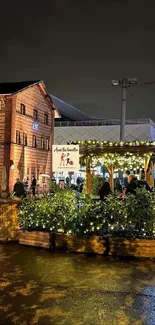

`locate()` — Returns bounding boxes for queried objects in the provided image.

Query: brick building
[0,80,55,195]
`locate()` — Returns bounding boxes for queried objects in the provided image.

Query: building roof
[0,80,41,95]
[51,95,93,121]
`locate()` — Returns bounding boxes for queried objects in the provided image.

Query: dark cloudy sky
[0,0,155,120]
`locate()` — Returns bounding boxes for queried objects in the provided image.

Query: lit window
[41,137,44,149]
[33,109,38,120]
[44,113,48,125]
[23,133,27,146]
[46,138,50,150]
[31,166,36,178]
[32,135,37,148]
[16,130,20,144]
[37,168,40,180]
[20,104,26,115]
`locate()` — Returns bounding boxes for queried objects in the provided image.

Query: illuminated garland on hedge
[19,191,155,238]
[91,152,152,170]
[71,140,155,147]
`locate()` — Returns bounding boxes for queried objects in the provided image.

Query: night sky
[1,0,155,120]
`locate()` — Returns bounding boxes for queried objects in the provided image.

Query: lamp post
[111,78,138,142]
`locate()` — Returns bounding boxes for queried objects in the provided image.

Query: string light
[73,140,155,147]
[91,152,152,170]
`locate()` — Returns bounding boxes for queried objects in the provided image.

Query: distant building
[0,80,54,194]
[51,95,155,144]
[51,95,94,121]
[53,100,155,145]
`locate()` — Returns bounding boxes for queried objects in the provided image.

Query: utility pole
[120,78,127,142]
[111,78,138,142]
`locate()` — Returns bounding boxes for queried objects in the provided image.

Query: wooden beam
[107,165,114,192]
[144,156,150,180]
[146,160,154,187]
[86,157,91,195]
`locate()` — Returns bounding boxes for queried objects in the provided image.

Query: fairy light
[91,152,152,170]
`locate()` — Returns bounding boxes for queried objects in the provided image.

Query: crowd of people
[98,174,152,201]
[13,176,37,198]
[12,173,152,200]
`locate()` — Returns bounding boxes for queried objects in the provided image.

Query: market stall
[71,140,155,194]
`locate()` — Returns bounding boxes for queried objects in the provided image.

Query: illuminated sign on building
[33,121,39,131]
[52,145,79,172]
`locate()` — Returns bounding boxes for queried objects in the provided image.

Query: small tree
[51,190,78,232]
[91,175,104,196]
[103,194,124,235]
[72,194,104,235]
[49,180,59,193]
[123,188,155,237]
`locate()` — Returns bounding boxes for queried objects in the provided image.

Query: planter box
[56,233,106,255]
[19,231,155,258]
[19,231,55,250]
[56,234,155,258]
[109,237,155,258]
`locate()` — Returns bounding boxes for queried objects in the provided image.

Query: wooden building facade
[0,80,55,195]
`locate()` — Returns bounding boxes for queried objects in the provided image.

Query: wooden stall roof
[69,140,155,157]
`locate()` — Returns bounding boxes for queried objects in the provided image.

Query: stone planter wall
[0,199,20,242]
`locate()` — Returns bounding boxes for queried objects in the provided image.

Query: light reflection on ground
[0,244,155,324]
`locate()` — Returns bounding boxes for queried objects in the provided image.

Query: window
[33,109,38,120]
[41,137,44,149]
[46,138,50,150]
[23,133,27,146]
[20,104,26,115]
[42,167,46,183]
[16,130,20,144]
[32,135,37,148]
[44,113,48,125]
[31,166,36,178]
[27,168,29,176]
[37,168,40,181]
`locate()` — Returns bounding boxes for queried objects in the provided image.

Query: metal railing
[55,118,153,127]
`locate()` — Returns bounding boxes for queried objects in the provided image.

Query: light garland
[70,140,155,147]
[91,152,152,169]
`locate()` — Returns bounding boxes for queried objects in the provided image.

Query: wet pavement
[0,244,155,325]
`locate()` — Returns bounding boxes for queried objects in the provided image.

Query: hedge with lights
[18,188,155,238]
[18,191,78,233]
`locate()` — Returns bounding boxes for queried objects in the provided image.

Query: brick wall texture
[0,82,54,193]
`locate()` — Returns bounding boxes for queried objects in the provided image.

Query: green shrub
[103,194,124,235]
[18,188,155,239]
[18,190,78,233]
[18,196,55,231]
[81,175,104,195]
[123,188,155,237]
[91,175,104,196]
[49,180,59,193]
[72,194,104,235]
[51,190,78,232]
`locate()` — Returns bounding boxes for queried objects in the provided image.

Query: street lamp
[111,78,138,142]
